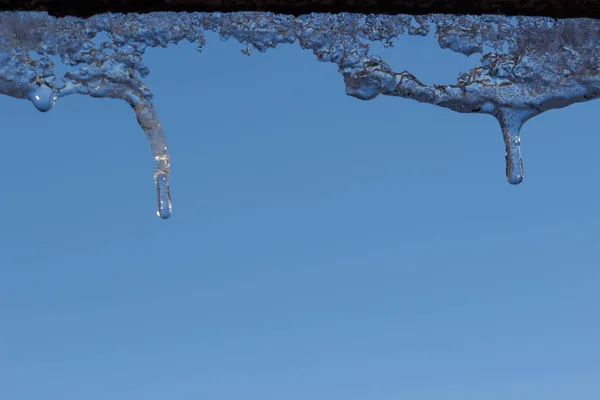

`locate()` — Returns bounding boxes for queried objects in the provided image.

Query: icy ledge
[1,12,599,218]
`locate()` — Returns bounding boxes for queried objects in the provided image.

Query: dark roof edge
[1,0,598,19]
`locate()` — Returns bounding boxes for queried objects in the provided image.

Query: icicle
[498,109,525,184]
[496,108,537,185]
[132,98,172,219]
[155,172,171,219]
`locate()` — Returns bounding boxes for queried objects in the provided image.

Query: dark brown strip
[1,0,599,19]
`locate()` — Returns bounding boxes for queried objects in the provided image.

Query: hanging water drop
[27,84,56,112]
[156,172,172,219]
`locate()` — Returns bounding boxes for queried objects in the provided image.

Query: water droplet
[27,84,56,112]
[155,173,172,219]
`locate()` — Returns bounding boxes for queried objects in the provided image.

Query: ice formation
[1,11,599,218]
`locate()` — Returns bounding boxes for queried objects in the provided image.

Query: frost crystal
[1,11,599,218]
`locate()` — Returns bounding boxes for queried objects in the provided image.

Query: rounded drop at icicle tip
[27,84,57,112]
[505,146,524,185]
[156,173,172,219]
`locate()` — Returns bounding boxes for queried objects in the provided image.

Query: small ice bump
[27,84,56,112]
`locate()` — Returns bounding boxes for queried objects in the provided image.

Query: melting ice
[1,11,599,218]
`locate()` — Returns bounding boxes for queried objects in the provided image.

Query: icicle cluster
[1,11,599,218]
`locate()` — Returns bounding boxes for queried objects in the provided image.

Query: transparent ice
[2,11,599,218]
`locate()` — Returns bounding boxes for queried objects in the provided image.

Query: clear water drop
[27,84,56,112]
[156,173,172,219]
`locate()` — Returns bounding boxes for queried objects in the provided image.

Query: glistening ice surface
[1,11,599,218]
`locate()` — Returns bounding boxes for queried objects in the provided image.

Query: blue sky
[0,27,599,400]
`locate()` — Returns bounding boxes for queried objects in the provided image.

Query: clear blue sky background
[0,28,599,400]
